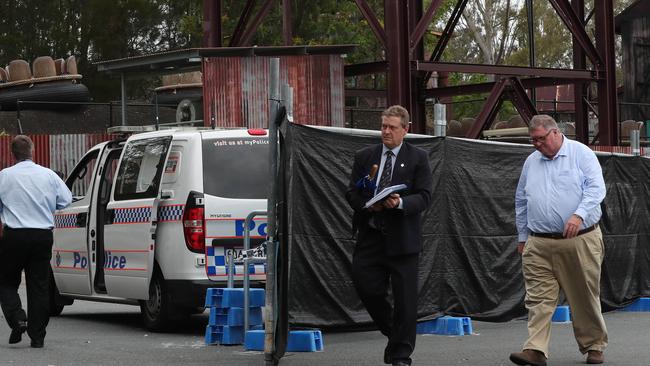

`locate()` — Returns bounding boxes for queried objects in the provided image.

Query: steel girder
[202,0,619,144]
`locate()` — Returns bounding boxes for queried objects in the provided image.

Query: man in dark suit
[346,105,432,366]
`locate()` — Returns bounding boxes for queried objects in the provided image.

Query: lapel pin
[400,163,405,167]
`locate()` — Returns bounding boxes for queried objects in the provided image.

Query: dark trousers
[0,228,53,342]
[352,228,419,364]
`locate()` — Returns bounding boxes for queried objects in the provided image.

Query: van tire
[48,270,68,316]
[140,270,172,331]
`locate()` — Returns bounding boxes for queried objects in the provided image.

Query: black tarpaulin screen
[280,123,650,328]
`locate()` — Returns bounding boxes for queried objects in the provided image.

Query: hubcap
[145,279,162,316]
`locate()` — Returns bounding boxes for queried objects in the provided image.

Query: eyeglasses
[529,129,556,144]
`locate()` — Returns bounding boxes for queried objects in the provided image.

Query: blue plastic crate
[245,329,324,352]
[244,329,265,351]
[416,316,473,336]
[287,330,324,352]
[204,288,265,308]
[205,324,244,345]
[209,306,263,327]
[552,305,571,322]
[620,297,650,312]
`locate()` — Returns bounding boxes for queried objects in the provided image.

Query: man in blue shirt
[0,135,72,348]
[509,115,607,365]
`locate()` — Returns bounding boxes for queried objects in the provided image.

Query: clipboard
[364,184,407,209]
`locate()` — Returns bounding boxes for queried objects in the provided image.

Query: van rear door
[201,135,268,282]
[103,135,172,299]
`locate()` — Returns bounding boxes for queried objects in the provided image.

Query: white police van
[51,127,268,330]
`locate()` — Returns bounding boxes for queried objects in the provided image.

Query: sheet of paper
[364,184,407,209]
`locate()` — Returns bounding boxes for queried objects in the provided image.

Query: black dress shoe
[384,343,392,364]
[392,361,410,366]
[9,321,27,344]
[30,339,44,348]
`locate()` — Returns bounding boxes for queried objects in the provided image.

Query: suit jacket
[346,142,432,256]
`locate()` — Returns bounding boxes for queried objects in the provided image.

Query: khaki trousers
[521,226,608,357]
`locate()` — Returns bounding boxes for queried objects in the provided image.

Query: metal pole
[211,99,216,129]
[631,129,640,156]
[227,251,235,288]
[526,0,536,105]
[120,73,127,126]
[283,85,293,123]
[155,93,160,130]
[434,103,447,137]
[264,58,281,366]
[243,210,267,334]
[16,100,23,134]
[108,101,113,128]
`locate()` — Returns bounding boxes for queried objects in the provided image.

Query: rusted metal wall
[0,134,114,175]
[536,85,575,113]
[202,54,345,128]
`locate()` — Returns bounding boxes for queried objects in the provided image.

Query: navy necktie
[377,151,393,193]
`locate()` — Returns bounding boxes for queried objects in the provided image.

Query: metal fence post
[264,57,281,366]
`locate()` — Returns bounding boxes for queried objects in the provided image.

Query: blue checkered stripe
[205,246,267,279]
[113,207,152,224]
[54,214,78,228]
[158,205,184,222]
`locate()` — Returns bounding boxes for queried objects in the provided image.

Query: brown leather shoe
[509,349,547,365]
[586,350,604,364]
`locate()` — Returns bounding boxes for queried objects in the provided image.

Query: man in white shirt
[510,115,607,365]
[0,135,72,348]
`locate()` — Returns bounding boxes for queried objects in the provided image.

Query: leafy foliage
[0,0,636,106]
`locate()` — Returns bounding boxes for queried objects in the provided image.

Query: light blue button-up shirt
[515,136,605,242]
[0,160,72,229]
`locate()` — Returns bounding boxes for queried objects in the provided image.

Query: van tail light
[183,191,205,253]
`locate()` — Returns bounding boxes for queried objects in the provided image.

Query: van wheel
[48,270,69,316]
[140,271,172,331]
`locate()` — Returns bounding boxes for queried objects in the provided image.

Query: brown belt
[529,224,597,240]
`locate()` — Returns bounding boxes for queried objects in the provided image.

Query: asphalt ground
[0,284,649,365]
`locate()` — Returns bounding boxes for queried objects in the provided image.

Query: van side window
[67,150,99,201]
[202,137,269,199]
[113,137,171,201]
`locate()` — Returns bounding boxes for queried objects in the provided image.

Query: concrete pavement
[0,286,649,365]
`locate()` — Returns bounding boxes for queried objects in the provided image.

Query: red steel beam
[410,0,445,54]
[424,0,468,87]
[571,0,589,143]
[385,0,413,129]
[229,0,256,47]
[409,0,425,132]
[345,89,387,98]
[202,0,222,47]
[283,0,292,46]
[239,0,276,46]
[344,61,389,76]
[466,78,509,138]
[548,0,602,66]
[507,77,538,122]
[594,0,618,145]
[415,61,596,79]
[422,77,591,98]
[353,0,388,48]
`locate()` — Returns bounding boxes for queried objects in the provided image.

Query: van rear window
[202,137,269,199]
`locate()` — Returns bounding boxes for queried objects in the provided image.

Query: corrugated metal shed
[203,54,345,128]
[95,46,355,128]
